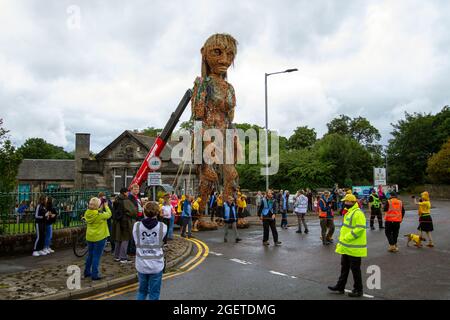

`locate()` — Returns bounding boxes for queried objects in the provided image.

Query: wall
[0,226,85,257]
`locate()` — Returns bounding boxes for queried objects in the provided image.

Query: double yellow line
[81,237,209,300]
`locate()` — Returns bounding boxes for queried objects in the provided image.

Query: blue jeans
[168,215,175,239]
[44,224,53,248]
[84,239,106,279]
[281,212,288,228]
[137,271,163,300]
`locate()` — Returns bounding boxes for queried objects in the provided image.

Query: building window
[113,168,137,194]
[125,168,136,188]
[113,168,124,194]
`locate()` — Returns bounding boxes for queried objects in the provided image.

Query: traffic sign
[148,172,162,186]
[148,156,162,171]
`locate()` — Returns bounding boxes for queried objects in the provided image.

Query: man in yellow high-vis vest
[328,194,367,298]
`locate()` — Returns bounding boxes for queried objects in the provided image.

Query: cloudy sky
[1,0,449,153]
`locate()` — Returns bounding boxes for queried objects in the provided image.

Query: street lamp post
[264,68,298,191]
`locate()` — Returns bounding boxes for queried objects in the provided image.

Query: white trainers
[48,248,55,253]
[38,250,48,256]
[32,251,41,257]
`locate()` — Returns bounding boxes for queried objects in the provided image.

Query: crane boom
[129,89,192,188]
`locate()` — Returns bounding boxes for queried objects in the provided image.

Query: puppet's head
[201,33,238,79]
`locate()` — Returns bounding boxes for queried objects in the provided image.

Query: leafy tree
[18,138,74,159]
[0,119,23,221]
[327,115,351,136]
[314,134,373,186]
[326,114,381,148]
[141,127,163,137]
[287,126,317,150]
[427,138,450,184]
[387,106,450,187]
[350,116,381,146]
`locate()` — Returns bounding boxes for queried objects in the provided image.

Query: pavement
[0,237,191,300]
[101,200,450,300]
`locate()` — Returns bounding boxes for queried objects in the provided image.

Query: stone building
[77,131,198,194]
[17,131,198,195]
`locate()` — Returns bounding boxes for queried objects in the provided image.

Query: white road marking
[209,251,223,256]
[344,289,374,298]
[291,276,297,279]
[269,271,289,277]
[230,258,252,265]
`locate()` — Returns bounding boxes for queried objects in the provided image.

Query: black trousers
[370,207,383,228]
[336,254,363,292]
[263,218,278,243]
[34,222,46,251]
[210,206,217,221]
[385,221,400,245]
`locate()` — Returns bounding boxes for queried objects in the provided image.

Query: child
[133,201,167,300]
[414,191,434,247]
[191,197,201,232]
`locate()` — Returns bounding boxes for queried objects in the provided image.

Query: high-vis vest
[223,202,237,222]
[319,198,333,219]
[371,194,381,209]
[385,198,403,222]
[135,221,164,260]
[336,203,367,257]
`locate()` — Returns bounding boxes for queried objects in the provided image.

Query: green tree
[18,138,74,159]
[141,127,163,137]
[287,126,317,150]
[314,133,373,186]
[427,138,450,184]
[0,119,23,222]
[327,115,351,135]
[326,114,381,148]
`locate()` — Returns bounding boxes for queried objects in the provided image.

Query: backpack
[112,197,124,221]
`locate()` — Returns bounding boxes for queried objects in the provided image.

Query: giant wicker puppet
[191,34,241,214]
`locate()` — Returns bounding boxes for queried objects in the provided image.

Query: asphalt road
[107,201,450,300]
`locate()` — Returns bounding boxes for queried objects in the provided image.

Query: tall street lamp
[264,68,298,191]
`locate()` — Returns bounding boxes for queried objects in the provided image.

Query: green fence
[0,190,110,235]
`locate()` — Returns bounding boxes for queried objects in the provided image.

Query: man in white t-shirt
[294,190,309,234]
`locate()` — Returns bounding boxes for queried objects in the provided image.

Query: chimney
[74,133,90,190]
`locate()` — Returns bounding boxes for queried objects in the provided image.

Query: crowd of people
[29,182,435,299]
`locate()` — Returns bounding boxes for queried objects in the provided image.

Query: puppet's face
[203,43,235,76]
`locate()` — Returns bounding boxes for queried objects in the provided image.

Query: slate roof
[96,130,178,161]
[17,159,75,181]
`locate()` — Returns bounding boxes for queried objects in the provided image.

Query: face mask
[344,203,353,209]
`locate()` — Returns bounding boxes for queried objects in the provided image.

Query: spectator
[44,197,57,254]
[134,201,167,300]
[255,191,262,213]
[257,190,282,246]
[216,193,224,225]
[112,188,137,264]
[32,195,48,257]
[98,192,114,252]
[223,196,241,243]
[168,193,178,240]
[209,191,218,222]
[84,197,112,280]
[161,195,172,243]
[191,196,201,232]
[307,189,313,212]
[281,190,289,229]
[294,190,309,234]
[181,195,193,238]
[236,194,248,223]
[17,200,28,224]
[414,191,434,248]
[128,184,143,255]
[319,191,335,245]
